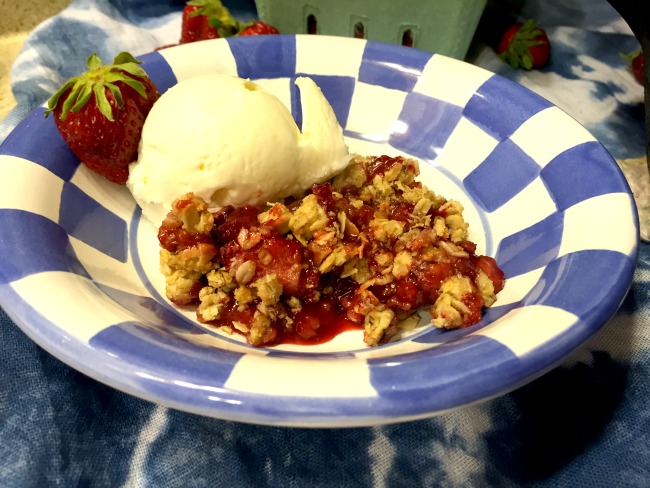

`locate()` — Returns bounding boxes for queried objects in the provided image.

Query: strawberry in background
[497,19,551,70]
[180,0,239,43]
[238,20,280,36]
[179,0,279,44]
[622,48,644,85]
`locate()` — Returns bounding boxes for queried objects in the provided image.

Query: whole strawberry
[623,48,644,85]
[180,0,239,43]
[238,21,280,36]
[497,19,551,70]
[45,52,160,184]
[180,5,219,43]
[632,51,644,85]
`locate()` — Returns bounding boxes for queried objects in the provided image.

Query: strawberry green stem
[45,52,149,122]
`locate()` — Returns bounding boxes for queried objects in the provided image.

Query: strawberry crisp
[157,155,505,347]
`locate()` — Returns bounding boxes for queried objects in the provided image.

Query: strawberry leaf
[93,83,114,122]
[60,80,85,120]
[187,0,229,18]
[106,83,124,108]
[112,52,140,65]
[86,53,103,71]
[44,79,75,118]
[115,63,148,80]
[71,82,93,112]
[621,48,642,64]
[117,77,147,99]
[208,16,240,37]
[104,71,147,99]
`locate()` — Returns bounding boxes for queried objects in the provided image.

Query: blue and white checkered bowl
[0,35,638,427]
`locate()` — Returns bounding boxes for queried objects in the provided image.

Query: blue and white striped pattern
[0,35,638,426]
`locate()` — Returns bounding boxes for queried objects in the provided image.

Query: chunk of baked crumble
[158,155,505,347]
[158,193,218,305]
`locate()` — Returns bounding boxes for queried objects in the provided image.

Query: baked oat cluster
[157,155,505,347]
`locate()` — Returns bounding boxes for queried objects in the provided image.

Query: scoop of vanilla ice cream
[127,74,350,226]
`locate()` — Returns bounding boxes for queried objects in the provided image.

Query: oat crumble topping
[157,155,505,347]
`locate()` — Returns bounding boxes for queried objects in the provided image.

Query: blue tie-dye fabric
[1,0,648,486]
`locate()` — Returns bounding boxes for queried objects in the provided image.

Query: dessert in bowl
[0,35,638,426]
